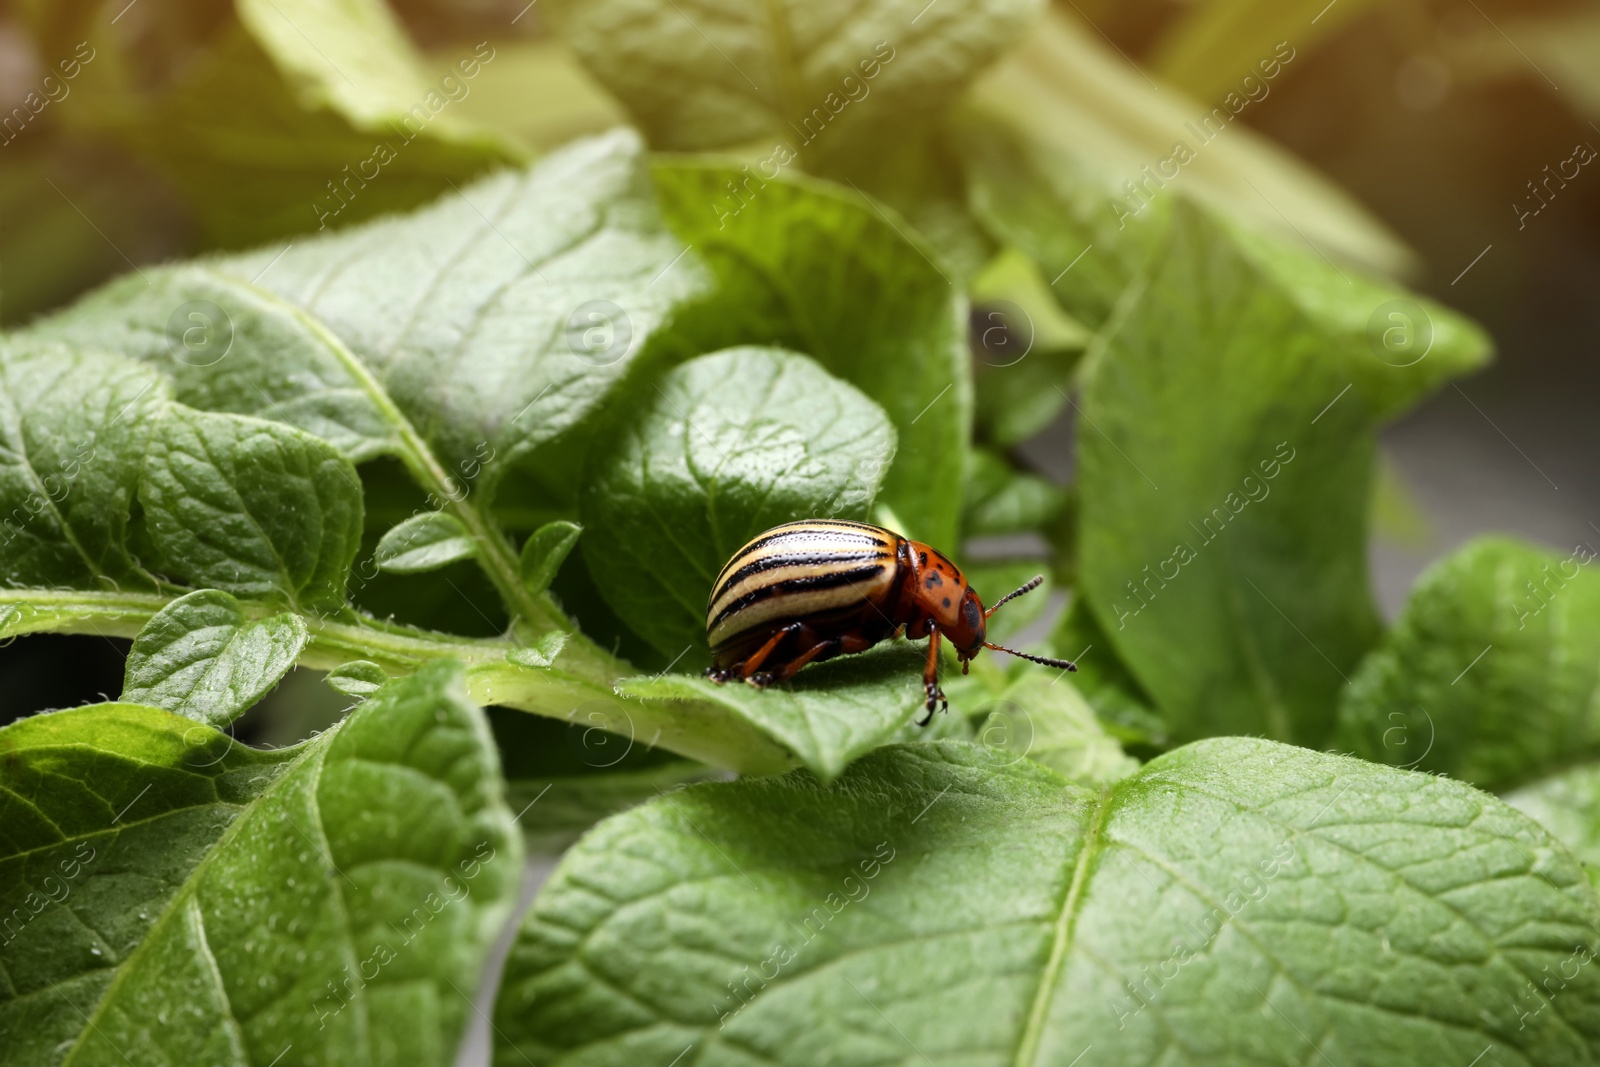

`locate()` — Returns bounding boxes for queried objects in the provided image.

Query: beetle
[703,519,1076,724]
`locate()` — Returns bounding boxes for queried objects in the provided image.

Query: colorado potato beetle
[704,519,1076,724]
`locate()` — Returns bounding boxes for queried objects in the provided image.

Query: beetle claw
[747,671,776,689]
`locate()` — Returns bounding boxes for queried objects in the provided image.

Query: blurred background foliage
[1,0,1595,721]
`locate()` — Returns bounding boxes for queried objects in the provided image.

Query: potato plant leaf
[505,630,569,670]
[651,160,968,547]
[961,448,1066,539]
[27,135,967,652]
[33,266,403,463]
[956,659,1138,787]
[581,346,895,662]
[1508,764,1600,887]
[546,0,1041,159]
[1051,598,1167,747]
[121,588,308,726]
[519,520,582,595]
[960,9,1415,328]
[0,339,167,591]
[221,129,707,502]
[0,703,299,1066]
[324,659,389,698]
[140,406,364,613]
[968,247,1090,445]
[494,737,1600,1065]
[374,511,476,574]
[1336,537,1600,791]
[47,0,519,246]
[618,643,932,784]
[1072,203,1489,747]
[10,135,678,645]
[0,661,522,1067]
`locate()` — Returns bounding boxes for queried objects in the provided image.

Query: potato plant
[3,1,1598,1065]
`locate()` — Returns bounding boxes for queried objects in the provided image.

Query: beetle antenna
[984,575,1045,618]
[983,642,1077,671]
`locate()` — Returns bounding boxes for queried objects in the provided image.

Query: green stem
[259,284,619,676]
[1,588,513,673]
[0,588,790,775]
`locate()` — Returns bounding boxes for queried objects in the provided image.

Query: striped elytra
[706,520,898,654]
[703,519,1077,725]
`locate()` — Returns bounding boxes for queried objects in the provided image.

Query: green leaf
[504,758,710,856]
[469,633,964,782]
[0,703,298,1066]
[519,519,582,595]
[60,1,518,247]
[0,661,522,1066]
[1009,680,1137,786]
[969,246,1090,446]
[495,737,1600,1064]
[0,339,167,591]
[1370,448,1434,548]
[375,511,475,574]
[505,630,570,670]
[13,136,676,639]
[1073,203,1488,747]
[960,9,1417,321]
[33,265,403,463]
[1335,537,1600,791]
[140,406,364,613]
[581,346,895,661]
[543,0,1035,282]
[222,129,706,501]
[1051,598,1167,747]
[122,588,309,726]
[1507,764,1600,887]
[817,128,998,283]
[971,341,1084,449]
[324,659,389,697]
[546,0,1041,158]
[652,160,968,546]
[234,0,464,129]
[954,656,1138,787]
[617,643,933,784]
[35,133,963,651]
[961,448,1067,539]
[436,38,627,155]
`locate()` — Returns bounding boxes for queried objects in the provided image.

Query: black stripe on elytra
[709,563,887,633]
[711,550,890,606]
[716,526,889,583]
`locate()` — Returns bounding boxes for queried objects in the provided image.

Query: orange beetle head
[944,586,988,657]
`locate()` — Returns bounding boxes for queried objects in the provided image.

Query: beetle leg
[766,637,837,682]
[917,629,945,727]
[767,631,874,684]
[732,622,805,684]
